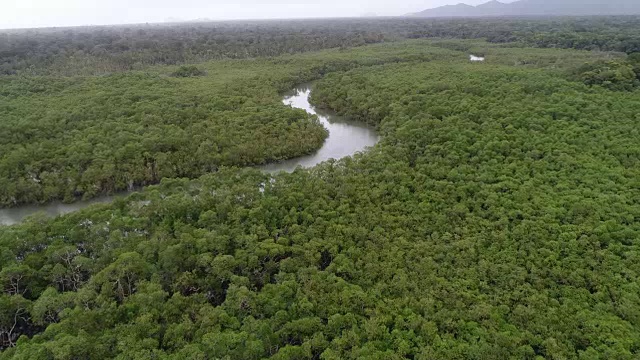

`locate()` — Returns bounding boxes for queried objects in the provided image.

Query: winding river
[0,83,379,226]
[259,84,379,172]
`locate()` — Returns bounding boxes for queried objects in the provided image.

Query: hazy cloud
[0,0,512,29]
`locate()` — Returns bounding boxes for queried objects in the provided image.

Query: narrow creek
[0,83,379,226]
[259,83,379,173]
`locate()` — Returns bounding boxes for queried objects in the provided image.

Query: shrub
[171,65,206,77]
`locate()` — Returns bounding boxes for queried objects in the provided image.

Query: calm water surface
[0,83,379,226]
[0,195,118,226]
[259,84,379,173]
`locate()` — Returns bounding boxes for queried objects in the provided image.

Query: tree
[0,295,31,349]
[0,265,34,296]
[92,252,150,301]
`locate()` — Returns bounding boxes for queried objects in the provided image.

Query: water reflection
[258,84,379,173]
[0,195,117,226]
[0,83,379,226]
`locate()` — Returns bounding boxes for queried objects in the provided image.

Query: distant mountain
[475,0,508,16]
[413,3,476,17]
[411,0,640,17]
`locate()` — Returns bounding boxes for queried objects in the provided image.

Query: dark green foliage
[1,29,640,359]
[628,53,640,80]
[0,41,462,207]
[1,16,640,76]
[576,60,639,90]
[0,67,328,206]
[171,65,206,77]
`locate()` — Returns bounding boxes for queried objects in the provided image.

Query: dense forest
[0,42,464,207]
[1,16,640,75]
[0,61,330,206]
[2,22,639,207]
[2,16,640,359]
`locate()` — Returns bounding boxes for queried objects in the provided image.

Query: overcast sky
[0,0,517,29]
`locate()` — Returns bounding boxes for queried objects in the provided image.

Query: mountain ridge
[410,0,640,17]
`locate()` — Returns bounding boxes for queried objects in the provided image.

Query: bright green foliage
[1,35,640,359]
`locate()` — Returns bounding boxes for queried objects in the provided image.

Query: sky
[0,0,516,29]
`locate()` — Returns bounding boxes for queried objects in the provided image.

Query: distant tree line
[2,41,640,358]
[1,16,639,75]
